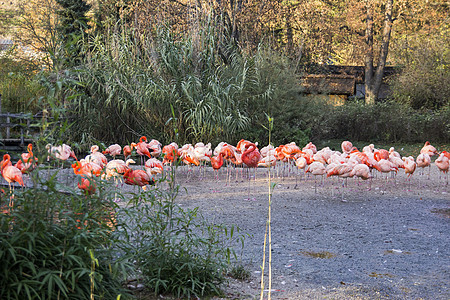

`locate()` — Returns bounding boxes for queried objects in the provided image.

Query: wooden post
[6,116,10,139]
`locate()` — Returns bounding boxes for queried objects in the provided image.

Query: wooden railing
[0,94,35,150]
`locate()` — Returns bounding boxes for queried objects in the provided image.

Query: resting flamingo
[416,153,431,179]
[241,143,261,200]
[305,161,326,193]
[403,156,417,190]
[15,144,38,174]
[145,158,164,180]
[103,144,122,160]
[434,153,449,185]
[420,141,438,157]
[123,168,154,191]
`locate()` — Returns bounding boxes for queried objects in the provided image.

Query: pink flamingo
[103,144,122,159]
[434,153,449,185]
[241,143,261,200]
[1,154,25,209]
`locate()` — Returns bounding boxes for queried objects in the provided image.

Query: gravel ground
[171,165,449,300]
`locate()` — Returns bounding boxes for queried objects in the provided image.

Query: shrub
[390,38,450,110]
[119,168,245,298]
[0,170,131,299]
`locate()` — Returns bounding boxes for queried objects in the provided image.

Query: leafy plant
[119,165,245,298]
[0,167,131,299]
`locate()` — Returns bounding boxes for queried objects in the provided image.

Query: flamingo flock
[0,139,449,201]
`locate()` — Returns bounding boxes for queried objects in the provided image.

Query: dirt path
[172,165,449,299]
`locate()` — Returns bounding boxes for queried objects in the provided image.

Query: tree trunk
[364,0,394,105]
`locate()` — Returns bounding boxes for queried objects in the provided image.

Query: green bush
[314,100,450,143]
[390,37,450,110]
[0,171,131,299]
[119,169,245,298]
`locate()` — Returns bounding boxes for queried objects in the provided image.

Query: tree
[55,0,91,66]
[364,0,394,104]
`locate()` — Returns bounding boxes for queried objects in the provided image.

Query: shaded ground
[171,165,449,299]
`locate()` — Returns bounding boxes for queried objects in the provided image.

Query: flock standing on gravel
[1,139,449,196]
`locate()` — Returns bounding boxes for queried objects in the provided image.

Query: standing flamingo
[241,143,261,200]
[434,153,449,185]
[210,152,224,182]
[1,154,25,209]
[403,156,417,190]
[123,143,136,160]
[103,144,122,160]
[136,136,153,165]
[305,161,326,193]
[416,153,431,179]
[420,141,438,157]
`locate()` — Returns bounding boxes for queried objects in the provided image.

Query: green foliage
[119,169,244,298]
[56,0,91,66]
[390,37,450,110]
[229,264,251,281]
[65,23,258,147]
[0,55,43,113]
[314,100,450,143]
[236,46,313,146]
[0,170,130,299]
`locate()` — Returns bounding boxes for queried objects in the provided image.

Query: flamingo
[241,143,261,200]
[103,144,122,159]
[350,163,373,190]
[86,145,108,168]
[1,154,25,209]
[403,156,417,190]
[77,177,96,195]
[136,136,153,164]
[302,142,317,154]
[147,139,162,157]
[162,142,179,165]
[123,168,154,191]
[71,160,103,178]
[210,152,224,182]
[327,163,354,200]
[416,153,431,179]
[305,161,326,193]
[434,153,449,185]
[389,147,401,158]
[341,141,354,154]
[14,143,38,174]
[193,143,212,179]
[420,141,438,157]
[374,149,390,162]
[362,144,375,154]
[46,143,77,165]
[102,159,134,181]
[123,143,136,160]
[145,158,164,180]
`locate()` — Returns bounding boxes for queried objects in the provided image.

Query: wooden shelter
[300,65,400,105]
